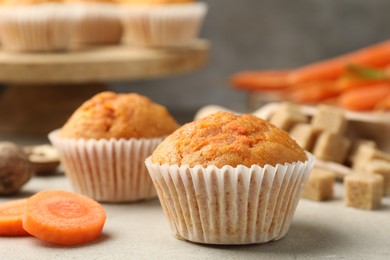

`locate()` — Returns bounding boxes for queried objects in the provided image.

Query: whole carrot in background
[375,94,390,110]
[231,70,290,91]
[336,77,389,91]
[0,199,29,236]
[284,81,340,103]
[336,65,390,91]
[288,40,390,84]
[338,84,390,111]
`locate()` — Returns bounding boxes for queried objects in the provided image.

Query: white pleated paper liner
[49,130,162,202]
[145,153,314,244]
[70,3,124,46]
[122,2,207,47]
[0,4,78,52]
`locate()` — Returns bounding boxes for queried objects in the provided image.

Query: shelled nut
[0,142,33,195]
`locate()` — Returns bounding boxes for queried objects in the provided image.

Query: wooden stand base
[0,41,209,135]
[0,85,107,134]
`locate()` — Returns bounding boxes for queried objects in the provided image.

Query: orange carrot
[0,199,29,236]
[338,84,390,111]
[336,77,389,91]
[375,94,390,110]
[288,40,390,84]
[284,81,341,104]
[231,70,290,91]
[22,190,106,246]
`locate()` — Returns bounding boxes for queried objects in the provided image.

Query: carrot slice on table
[231,70,290,91]
[0,199,29,236]
[22,190,106,246]
[288,40,390,84]
[338,84,390,111]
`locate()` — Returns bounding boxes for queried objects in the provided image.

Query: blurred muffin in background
[0,0,77,52]
[66,0,123,46]
[121,0,207,47]
[49,91,179,202]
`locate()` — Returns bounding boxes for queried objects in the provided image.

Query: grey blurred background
[112,0,390,122]
[2,0,390,138]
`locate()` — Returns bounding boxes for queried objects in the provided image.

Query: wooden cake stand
[0,40,209,134]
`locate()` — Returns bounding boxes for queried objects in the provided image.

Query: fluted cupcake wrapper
[0,4,77,52]
[70,3,123,46]
[49,130,162,202]
[122,3,207,47]
[145,153,314,244]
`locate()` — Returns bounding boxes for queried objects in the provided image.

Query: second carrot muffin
[49,91,179,202]
[145,111,314,244]
[0,0,77,52]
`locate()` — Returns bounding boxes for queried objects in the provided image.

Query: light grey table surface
[1,173,389,260]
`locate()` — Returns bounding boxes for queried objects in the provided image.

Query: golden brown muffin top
[60,92,179,139]
[151,112,307,168]
[121,0,193,5]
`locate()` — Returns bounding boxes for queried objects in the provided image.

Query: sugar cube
[302,168,335,201]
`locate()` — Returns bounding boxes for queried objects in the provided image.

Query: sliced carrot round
[22,190,106,246]
[0,199,29,236]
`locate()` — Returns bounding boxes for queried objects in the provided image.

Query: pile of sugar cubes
[269,103,390,210]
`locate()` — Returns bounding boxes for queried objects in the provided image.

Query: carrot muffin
[145,112,314,244]
[0,0,76,52]
[121,0,207,47]
[66,0,123,46]
[152,112,307,167]
[49,91,179,202]
[60,91,178,139]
